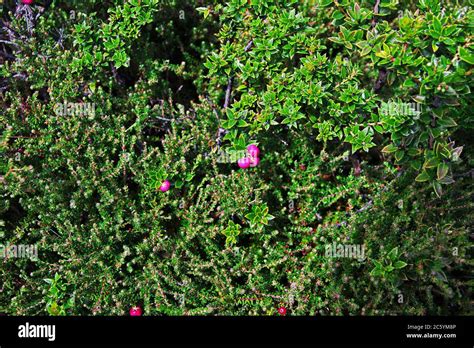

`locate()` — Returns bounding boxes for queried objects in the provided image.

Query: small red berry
[22,0,34,4]
[237,157,251,169]
[278,307,287,316]
[159,180,171,192]
[321,173,332,181]
[249,156,260,167]
[247,144,260,158]
[129,306,142,316]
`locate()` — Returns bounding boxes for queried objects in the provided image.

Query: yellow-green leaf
[437,162,449,180]
[382,144,397,153]
[415,170,430,182]
[459,47,474,65]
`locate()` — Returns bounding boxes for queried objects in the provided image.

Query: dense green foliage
[0,0,472,315]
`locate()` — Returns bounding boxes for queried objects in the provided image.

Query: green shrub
[206,0,473,195]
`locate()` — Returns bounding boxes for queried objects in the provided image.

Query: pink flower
[247,144,260,158]
[237,157,251,169]
[159,180,171,192]
[249,156,260,167]
[129,306,142,316]
[22,0,34,4]
[278,307,287,316]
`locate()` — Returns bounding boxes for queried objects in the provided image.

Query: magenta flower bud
[249,156,260,167]
[237,157,251,169]
[247,144,260,158]
[129,306,142,316]
[159,180,171,192]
